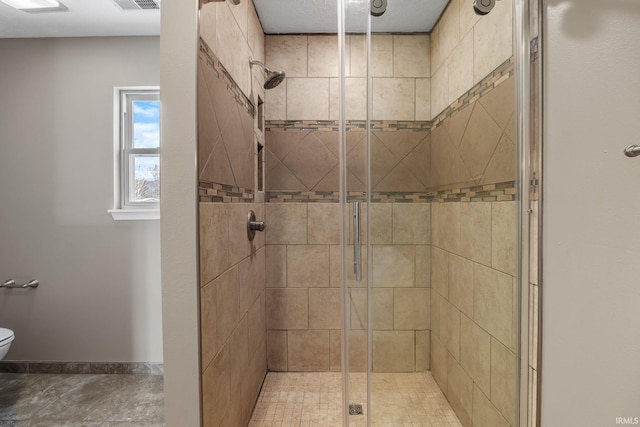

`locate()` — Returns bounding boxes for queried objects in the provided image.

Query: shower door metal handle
[624,145,640,157]
[353,202,362,281]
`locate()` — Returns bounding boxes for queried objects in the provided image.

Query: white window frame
[109,86,161,221]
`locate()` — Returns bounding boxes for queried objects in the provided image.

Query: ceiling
[254,0,449,34]
[0,0,448,38]
[0,0,160,38]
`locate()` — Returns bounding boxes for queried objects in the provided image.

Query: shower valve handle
[247,210,266,241]
[250,221,266,232]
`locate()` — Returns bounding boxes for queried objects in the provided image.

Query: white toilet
[0,328,14,360]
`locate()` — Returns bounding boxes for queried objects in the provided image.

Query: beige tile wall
[265,202,431,373]
[200,0,265,101]
[265,129,431,192]
[431,0,513,117]
[265,34,431,121]
[198,3,268,425]
[199,202,267,427]
[430,75,515,191]
[260,5,520,425]
[265,31,515,193]
[265,69,513,194]
[265,76,513,195]
[428,3,520,422]
[430,201,517,427]
[198,48,257,190]
[199,0,267,194]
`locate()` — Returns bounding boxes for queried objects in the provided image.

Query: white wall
[159,0,201,424]
[542,0,640,425]
[0,37,163,362]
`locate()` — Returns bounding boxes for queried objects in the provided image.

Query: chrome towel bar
[624,145,640,157]
[1,279,39,289]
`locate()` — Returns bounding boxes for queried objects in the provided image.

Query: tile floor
[0,371,460,427]
[0,373,164,426]
[249,372,462,427]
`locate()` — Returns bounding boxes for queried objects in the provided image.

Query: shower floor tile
[0,373,164,426]
[249,372,462,427]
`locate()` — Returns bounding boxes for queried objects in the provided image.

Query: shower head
[473,0,496,15]
[371,0,387,17]
[264,70,286,90]
[250,59,286,90]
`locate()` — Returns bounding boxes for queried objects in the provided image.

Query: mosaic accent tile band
[266,120,432,132]
[199,181,254,203]
[0,361,164,375]
[265,181,516,203]
[431,181,516,203]
[431,58,514,130]
[199,38,255,119]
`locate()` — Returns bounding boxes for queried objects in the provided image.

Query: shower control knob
[473,0,496,15]
[247,210,266,241]
[250,221,266,232]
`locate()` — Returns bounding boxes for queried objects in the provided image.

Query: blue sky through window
[133,100,160,149]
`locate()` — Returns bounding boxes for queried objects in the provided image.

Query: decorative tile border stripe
[199,38,255,119]
[265,120,432,132]
[360,192,433,203]
[431,57,514,130]
[265,191,434,203]
[199,181,254,203]
[266,191,340,203]
[431,181,516,203]
[0,361,163,375]
[266,181,516,203]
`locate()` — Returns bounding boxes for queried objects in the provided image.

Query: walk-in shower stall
[195,0,532,425]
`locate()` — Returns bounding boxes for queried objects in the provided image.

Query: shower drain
[348,404,363,415]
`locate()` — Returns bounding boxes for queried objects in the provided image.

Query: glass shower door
[340,0,522,426]
[339,1,370,425]
[340,1,436,424]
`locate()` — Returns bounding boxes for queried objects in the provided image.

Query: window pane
[130,155,160,203]
[132,100,160,149]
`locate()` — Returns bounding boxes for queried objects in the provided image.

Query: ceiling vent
[113,0,159,10]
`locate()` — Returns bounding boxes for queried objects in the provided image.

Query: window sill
[108,209,160,221]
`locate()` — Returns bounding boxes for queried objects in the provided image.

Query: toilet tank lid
[0,328,14,343]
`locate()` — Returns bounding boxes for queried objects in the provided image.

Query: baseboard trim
[0,361,163,375]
